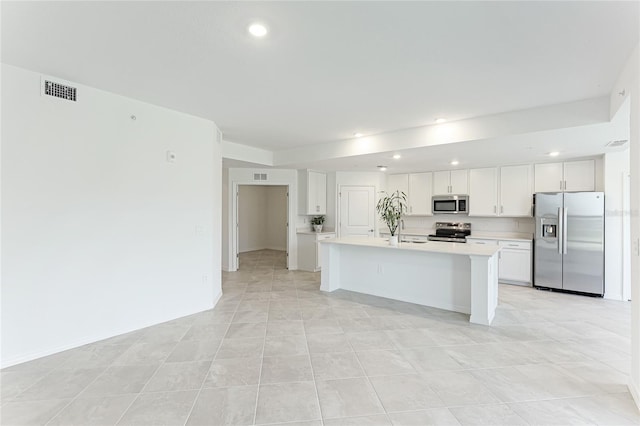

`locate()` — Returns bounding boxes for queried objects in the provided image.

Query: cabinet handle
[564,180,567,190]
[500,205,504,214]
[476,242,486,244]
[560,180,563,190]
[508,244,519,247]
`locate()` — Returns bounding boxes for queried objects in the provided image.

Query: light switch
[166,151,176,163]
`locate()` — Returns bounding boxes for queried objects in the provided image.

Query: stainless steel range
[427,222,471,243]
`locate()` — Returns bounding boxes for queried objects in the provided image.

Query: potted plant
[376,190,407,246]
[311,215,325,232]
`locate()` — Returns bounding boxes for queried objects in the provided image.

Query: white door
[339,186,375,238]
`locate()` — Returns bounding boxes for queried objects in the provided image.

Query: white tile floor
[1,249,639,425]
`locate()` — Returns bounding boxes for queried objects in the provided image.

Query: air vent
[44,80,77,102]
[253,173,267,181]
[606,139,628,147]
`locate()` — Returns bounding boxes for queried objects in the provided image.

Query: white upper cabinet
[386,173,432,216]
[534,162,564,192]
[563,160,595,192]
[408,172,433,215]
[299,170,327,215]
[534,160,595,193]
[469,168,498,216]
[433,170,468,195]
[500,164,533,216]
[386,173,409,197]
[450,170,469,194]
[469,165,532,217]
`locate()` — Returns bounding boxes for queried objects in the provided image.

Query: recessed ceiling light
[435,118,447,124]
[377,165,387,171]
[393,154,401,160]
[548,151,560,157]
[248,23,268,37]
[354,132,363,138]
[450,160,459,166]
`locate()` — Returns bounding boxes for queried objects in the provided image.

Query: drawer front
[498,240,531,250]
[317,233,336,241]
[466,238,499,246]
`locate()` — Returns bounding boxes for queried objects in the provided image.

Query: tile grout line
[182,290,237,426]
[301,283,326,426]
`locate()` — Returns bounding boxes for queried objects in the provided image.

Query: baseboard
[629,378,640,411]
[1,303,215,369]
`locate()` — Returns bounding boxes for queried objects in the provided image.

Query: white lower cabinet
[467,237,532,285]
[298,232,335,272]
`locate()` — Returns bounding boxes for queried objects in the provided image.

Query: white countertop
[380,228,532,241]
[466,231,532,241]
[320,237,500,257]
[297,230,336,235]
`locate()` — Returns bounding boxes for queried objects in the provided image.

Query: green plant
[376,190,407,236]
[311,216,325,225]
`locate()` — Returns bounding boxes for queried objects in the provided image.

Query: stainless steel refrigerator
[534,192,604,296]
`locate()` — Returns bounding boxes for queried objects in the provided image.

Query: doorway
[235,185,289,270]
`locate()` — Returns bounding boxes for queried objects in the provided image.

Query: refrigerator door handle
[557,207,563,254]
[563,207,568,254]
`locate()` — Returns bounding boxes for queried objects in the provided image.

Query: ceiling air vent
[253,173,267,181]
[606,139,628,147]
[44,80,77,102]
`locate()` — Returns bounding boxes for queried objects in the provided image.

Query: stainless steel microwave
[432,195,469,214]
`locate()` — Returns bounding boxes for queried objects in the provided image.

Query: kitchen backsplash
[401,216,535,234]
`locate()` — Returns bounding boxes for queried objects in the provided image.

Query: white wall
[1,65,221,367]
[611,42,640,410]
[603,149,631,301]
[238,185,268,252]
[266,186,288,250]
[628,56,640,410]
[222,168,230,271]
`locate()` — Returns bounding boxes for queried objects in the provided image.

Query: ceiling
[2,1,638,170]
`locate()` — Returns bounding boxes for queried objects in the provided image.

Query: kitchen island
[319,237,500,325]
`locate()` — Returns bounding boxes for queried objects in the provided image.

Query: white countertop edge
[466,231,533,241]
[319,237,500,257]
[297,230,336,235]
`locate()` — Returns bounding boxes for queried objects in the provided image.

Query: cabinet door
[408,172,432,215]
[563,160,595,192]
[450,169,469,194]
[469,168,498,216]
[534,162,563,193]
[308,171,326,214]
[387,174,409,198]
[432,171,451,195]
[500,164,533,216]
[499,249,531,283]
